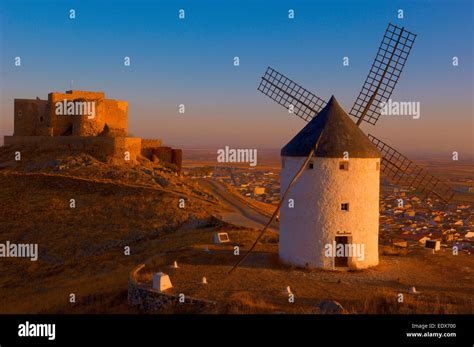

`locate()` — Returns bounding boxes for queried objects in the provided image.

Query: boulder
[315,300,347,314]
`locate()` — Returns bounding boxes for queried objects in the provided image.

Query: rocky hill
[0,146,226,313]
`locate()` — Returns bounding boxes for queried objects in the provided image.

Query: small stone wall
[140,139,163,158]
[128,263,217,313]
[141,139,163,149]
[140,141,182,173]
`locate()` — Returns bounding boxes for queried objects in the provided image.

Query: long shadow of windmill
[230,23,456,273]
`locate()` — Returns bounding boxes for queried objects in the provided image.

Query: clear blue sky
[0,0,472,158]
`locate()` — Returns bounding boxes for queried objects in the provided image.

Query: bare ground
[137,229,474,314]
[0,147,472,314]
[0,147,226,313]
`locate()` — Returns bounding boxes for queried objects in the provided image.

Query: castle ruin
[3,90,182,171]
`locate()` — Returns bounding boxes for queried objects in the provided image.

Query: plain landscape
[0,147,472,314]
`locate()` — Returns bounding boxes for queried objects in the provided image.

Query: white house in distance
[279,96,381,270]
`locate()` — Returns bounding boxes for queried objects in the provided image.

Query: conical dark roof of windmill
[281,96,381,158]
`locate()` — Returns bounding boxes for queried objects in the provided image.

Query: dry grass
[221,292,279,314]
[0,148,224,313]
[137,231,474,314]
[358,288,473,314]
[1,148,472,314]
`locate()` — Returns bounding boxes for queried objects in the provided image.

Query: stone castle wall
[6,90,181,167]
[141,139,163,148]
[104,100,128,136]
[127,263,217,313]
[13,91,128,137]
[4,135,141,162]
[140,139,163,158]
[140,140,182,172]
[13,99,48,136]
[49,91,106,136]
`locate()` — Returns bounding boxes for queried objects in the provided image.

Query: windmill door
[334,236,349,267]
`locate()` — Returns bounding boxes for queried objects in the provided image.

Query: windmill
[230,23,456,273]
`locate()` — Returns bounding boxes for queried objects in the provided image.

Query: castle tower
[279,96,381,270]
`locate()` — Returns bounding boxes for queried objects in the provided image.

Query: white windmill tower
[230,23,456,273]
[279,96,381,269]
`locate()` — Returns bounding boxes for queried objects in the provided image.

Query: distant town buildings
[188,165,473,254]
[379,188,473,252]
[216,167,279,204]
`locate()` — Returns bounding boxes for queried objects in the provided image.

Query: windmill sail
[256,25,455,211]
[258,66,327,122]
[368,134,456,203]
[349,23,417,126]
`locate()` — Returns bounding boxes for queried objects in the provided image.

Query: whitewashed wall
[279,156,380,270]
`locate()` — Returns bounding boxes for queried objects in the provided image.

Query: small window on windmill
[39,116,44,122]
[308,162,314,169]
[339,162,349,170]
[18,111,22,117]
[341,203,349,211]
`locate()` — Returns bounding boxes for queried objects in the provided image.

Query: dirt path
[198,178,279,232]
